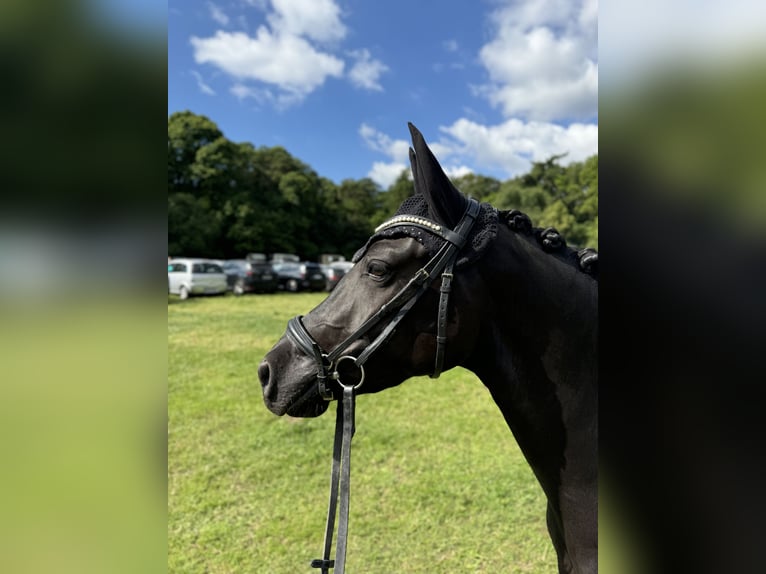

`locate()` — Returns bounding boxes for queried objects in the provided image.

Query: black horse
[259,124,597,574]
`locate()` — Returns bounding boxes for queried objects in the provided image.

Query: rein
[285,198,481,573]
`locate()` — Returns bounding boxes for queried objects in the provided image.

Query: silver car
[168,258,228,300]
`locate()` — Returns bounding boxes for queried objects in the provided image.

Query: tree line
[168,111,598,260]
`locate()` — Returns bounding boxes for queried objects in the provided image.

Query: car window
[206,263,223,273]
[169,262,187,272]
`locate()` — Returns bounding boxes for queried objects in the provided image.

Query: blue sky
[169,0,599,188]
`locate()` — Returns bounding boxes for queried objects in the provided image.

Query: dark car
[272,262,326,292]
[222,259,278,295]
[320,261,355,291]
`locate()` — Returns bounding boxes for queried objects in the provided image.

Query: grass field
[168,293,553,573]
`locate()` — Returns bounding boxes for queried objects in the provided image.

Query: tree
[372,169,414,225]
[252,146,314,182]
[325,178,381,257]
[488,154,598,249]
[451,173,502,202]
[168,193,221,256]
[168,111,598,258]
[168,111,223,192]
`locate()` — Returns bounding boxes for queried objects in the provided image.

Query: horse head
[258,123,497,417]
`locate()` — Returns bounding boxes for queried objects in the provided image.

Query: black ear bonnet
[352,123,498,266]
[352,193,498,268]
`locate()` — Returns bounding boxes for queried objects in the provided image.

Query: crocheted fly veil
[353,123,497,266]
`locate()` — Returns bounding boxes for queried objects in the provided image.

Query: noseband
[286,197,481,399]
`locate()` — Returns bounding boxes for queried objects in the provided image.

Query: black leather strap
[334,386,355,573]
[287,316,333,399]
[312,402,344,574]
[354,278,431,367]
[432,259,455,379]
[288,316,324,365]
[311,386,356,574]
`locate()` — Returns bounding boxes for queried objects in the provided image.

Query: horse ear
[408,122,467,228]
[409,147,426,197]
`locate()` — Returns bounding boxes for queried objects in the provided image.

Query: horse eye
[366,260,389,280]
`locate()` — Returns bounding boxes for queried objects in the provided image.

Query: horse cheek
[410,332,437,371]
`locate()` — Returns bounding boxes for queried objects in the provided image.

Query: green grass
[168,293,552,573]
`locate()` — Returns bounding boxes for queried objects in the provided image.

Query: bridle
[286,197,480,394]
[284,197,481,574]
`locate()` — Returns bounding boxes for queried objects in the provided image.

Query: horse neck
[464,225,598,495]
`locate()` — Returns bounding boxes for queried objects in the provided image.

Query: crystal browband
[375,215,443,233]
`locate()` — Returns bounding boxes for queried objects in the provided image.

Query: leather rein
[285,198,480,573]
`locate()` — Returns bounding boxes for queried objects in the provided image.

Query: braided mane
[500,209,598,279]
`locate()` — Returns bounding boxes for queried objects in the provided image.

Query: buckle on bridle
[318,355,365,401]
[318,354,335,401]
[317,376,335,401]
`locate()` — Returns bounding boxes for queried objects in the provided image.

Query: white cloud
[348,49,388,91]
[359,124,413,188]
[191,0,389,109]
[207,2,229,26]
[441,117,598,175]
[230,83,305,110]
[359,123,410,161]
[443,39,459,52]
[359,118,597,187]
[267,0,346,43]
[191,29,344,104]
[444,165,473,179]
[190,70,216,95]
[369,161,408,189]
[478,0,597,121]
[230,83,261,100]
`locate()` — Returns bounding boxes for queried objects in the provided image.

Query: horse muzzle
[259,337,332,417]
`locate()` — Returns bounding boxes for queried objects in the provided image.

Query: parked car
[272,262,326,292]
[168,258,228,300]
[270,252,300,263]
[320,253,346,265]
[222,259,277,295]
[321,261,355,291]
[246,253,268,263]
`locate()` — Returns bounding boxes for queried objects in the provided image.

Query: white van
[168,258,228,300]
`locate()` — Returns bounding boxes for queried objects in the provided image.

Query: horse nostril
[258,361,271,390]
